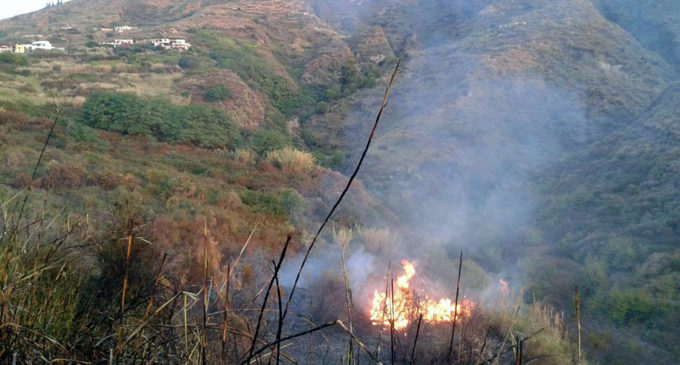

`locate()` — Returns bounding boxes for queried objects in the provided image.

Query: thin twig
[447,250,463,361]
[245,235,291,362]
[242,321,338,365]
[336,320,384,365]
[339,230,354,364]
[222,262,231,362]
[390,277,395,365]
[274,261,283,365]
[12,102,61,238]
[201,221,209,365]
[410,314,422,365]
[282,60,401,320]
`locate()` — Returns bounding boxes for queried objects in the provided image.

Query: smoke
[333,6,590,284]
[287,1,673,329]
[279,1,593,307]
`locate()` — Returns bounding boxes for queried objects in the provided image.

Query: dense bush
[204,84,233,102]
[178,54,202,70]
[0,52,28,66]
[78,92,241,148]
[248,128,292,155]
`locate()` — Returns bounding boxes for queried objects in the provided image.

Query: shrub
[204,84,233,102]
[265,147,315,172]
[171,104,242,148]
[95,170,122,191]
[78,92,242,149]
[315,101,328,114]
[178,55,202,70]
[41,160,86,190]
[328,150,345,168]
[248,128,292,155]
[603,288,660,325]
[234,148,256,166]
[281,188,307,221]
[0,52,28,66]
[11,172,32,188]
[240,190,284,215]
[219,190,242,209]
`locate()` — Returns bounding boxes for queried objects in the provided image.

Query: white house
[0,46,12,53]
[113,39,135,47]
[170,39,191,50]
[115,25,137,33]
[151,38,171,47]
[26,41,54,51]
[150,38,191,50]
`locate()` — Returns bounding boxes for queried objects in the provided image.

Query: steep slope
[305,0,679,362]
[532,83,680,363]
[0,0,393,285]
[591,0,680,70]
[2,0,680,363]
[314,0,671,232]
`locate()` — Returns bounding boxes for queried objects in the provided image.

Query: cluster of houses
[96,25,190,51]
[0,40,62,54]
[150,38,191,50]
[100,38,191,50]
[0,23,191,55]
[99,25,139,33]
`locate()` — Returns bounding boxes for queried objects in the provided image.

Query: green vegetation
[204,84,233,102]
[2,0,679,362]
[79,91,241,148]
[0,52,27,65]
[192,29,320,117]
[177,54,202,70]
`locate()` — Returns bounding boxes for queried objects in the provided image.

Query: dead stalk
[116,232,134,354]
[282,60,401,321]
[274,263,283,365]
[447,250,463,361]
[339,231,354,364]
[390,277,395,365]
[201,221,209,365]
[243,321,339,365]
[410,313,422,365]
[574,286,581,365]
[336,320,383,365]
[245,235,291,363]
[222,262,231,362]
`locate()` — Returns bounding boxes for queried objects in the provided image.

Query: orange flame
[369,261,474,331]
[499,278,509,297]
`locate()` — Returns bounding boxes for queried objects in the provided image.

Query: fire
[499,278,509,297]
[369,261,474,331]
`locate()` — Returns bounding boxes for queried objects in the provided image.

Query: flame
[499,278,509,297]
[369,261,474,331]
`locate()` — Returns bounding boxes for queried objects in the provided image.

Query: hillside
[305,0,680,363]
[0,0,400,280]
[0,0,679,363]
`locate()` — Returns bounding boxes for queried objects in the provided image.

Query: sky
[0,0,72,20]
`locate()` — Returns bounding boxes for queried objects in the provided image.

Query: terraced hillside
[1,0,679,363]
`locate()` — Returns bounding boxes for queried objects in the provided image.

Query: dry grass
[357,226,394,255]
[234,148,256,167]
[266,147,315,173]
